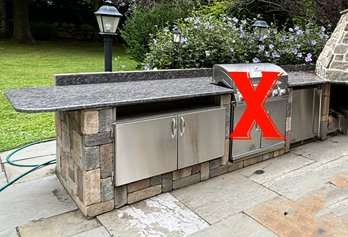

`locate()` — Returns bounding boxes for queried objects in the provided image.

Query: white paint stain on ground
[97,193,209,237]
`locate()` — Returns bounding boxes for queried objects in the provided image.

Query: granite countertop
[287,71,327,87]
[5,77,233,113]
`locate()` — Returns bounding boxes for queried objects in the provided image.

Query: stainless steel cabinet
[115,115,178,186]
[115,107,225,186]
[290,88,320,143]
[178,108,225,169]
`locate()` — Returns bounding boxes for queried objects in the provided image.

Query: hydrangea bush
[143,16,330,69]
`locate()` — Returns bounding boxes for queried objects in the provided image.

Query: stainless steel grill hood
[212,63,288,90]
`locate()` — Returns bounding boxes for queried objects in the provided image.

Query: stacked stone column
[56,108,115,218]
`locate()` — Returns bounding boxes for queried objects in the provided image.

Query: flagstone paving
[0,135,347,236]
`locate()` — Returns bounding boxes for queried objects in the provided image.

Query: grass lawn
[0,40,137,152]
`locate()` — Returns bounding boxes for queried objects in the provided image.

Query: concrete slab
[238,152,314,185]
[264,156,348,200]
[331,172,348,188]
[3,155,56,184]
[317,197,348,217]
[171,173,279,224]
[327,134,348,143]
[97,193,209,237]
[18,210,102,237]
[246,183,348,237]
[0,167,7,186]
[317,183,348,208]
[0,228,18,237]
[189,212,278,237]
[0,140,56,163]
[72,226,110,237]
[0,175,77,234]
[290,138,348,163]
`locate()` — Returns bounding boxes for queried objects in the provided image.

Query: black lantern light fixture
[95,0,122,72]
[252,20,269,37]
[172,25,181,68]
[172,25,181,44]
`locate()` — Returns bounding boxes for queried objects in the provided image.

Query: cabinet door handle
[255,123,260,132]
[171,118,177,138]
[180,116,185,136]
[312,89,316,134]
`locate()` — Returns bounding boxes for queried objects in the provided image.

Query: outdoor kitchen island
[6,71,234,218]
[5,69,330,218]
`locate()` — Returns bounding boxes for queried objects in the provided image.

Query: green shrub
[31,22,58,40]
[121,1,194,63]
[143,16,329,69]
[194,0,236,17]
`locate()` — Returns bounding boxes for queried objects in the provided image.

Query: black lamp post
[172,26,181,68]
[252,20,269,37]
[95,1,122,72]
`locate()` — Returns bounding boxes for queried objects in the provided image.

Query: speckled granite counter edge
[6,90,233,113]
[288,80,329,88]
[55,65,316,86]
[329,80,348,85]
[55,68,213,86]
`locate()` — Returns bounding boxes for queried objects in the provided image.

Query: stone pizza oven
[316,9,348,138]
[316,9,348,81]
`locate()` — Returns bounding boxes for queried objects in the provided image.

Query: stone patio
[1,135,348,237]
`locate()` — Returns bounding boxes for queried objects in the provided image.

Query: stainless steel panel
[212,63,288,89]
[115,115,177,186]
[290,88,320,143]
[178,107,225,169]
[327,114,341,133]
[261,99,287,148]
[232,104,261,160]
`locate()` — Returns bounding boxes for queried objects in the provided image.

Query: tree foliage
[227,0,348,26]
[121,0,197,63]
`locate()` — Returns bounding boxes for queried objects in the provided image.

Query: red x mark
[229,71,285,140]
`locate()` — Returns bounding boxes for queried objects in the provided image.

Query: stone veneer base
[55,94,292,218]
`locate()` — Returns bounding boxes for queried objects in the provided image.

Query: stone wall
[316,9,348,81]
[56,94,287,218]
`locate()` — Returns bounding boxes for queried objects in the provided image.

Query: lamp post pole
[104,35,113,72]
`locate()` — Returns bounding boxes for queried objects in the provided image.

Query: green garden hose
[0,138,56,192]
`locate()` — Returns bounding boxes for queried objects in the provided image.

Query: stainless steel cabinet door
[115,116,178,186]
[290,88,320,143]
[261,99,287,148]
[178,108,225,169]
[232,104,261,160]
